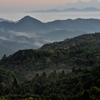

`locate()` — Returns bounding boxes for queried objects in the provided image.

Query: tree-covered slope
[0,33,100,100]
[1,64,100,100]
[41,33,100,49]
[0,33,100,81]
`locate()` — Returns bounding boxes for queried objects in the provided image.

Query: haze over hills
[0,33,100,82]
[0,18,12,22]
[0,18,6,22]
[0,16,100,58]
[28,7,100,13]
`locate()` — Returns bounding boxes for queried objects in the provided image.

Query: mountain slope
[0,34,100,100]
[0,16,100,33]
[16,16,50,32]
[0,33,100,81]
[0,16,100,59]
[0,16,50,32]
[0,35,49,58]
[41,33,100,49]
[46,18,100,32]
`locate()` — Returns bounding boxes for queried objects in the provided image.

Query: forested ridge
[0,33,100,81]
[0,33,100,100]
[0,65,100,100]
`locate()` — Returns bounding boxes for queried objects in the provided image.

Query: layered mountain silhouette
[0,16,100,58]
[63,7,100,12]
[0,16,49,32]
[28,7,100,13]
[1,16,100,32]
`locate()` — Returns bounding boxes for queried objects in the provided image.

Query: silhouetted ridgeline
[0,16,100,58]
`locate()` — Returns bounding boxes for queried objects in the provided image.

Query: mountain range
[28,7,100,13]
[0,16,100,58]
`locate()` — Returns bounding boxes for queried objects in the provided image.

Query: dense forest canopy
[0,33,100,81]
[0,33,100,100]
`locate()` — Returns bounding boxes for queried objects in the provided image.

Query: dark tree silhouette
[82,90,90,100]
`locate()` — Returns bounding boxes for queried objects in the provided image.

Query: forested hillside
[0,62,100,100]
[41,33,100,49]
[0,33,100,100]
[0,33,100,82]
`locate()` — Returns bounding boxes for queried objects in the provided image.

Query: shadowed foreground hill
[41,33,100,49]
[0,33,100,82]
[0,56,100,100]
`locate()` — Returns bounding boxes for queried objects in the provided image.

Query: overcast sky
[0,0,100,13]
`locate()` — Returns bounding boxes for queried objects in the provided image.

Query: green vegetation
[0,66,100,100]
[0,33,100,99]
[0,33,100,81]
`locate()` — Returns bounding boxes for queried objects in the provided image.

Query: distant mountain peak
[21,15,33,19]
[17,16,42,24]
[19,16,36,21]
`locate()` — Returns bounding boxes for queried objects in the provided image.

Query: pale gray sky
[56,0,100,9]
[0,0,100,13]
